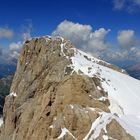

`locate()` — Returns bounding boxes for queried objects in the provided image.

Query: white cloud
[105,49,129,61]
[23,32,31,41]
[130,47,140,58]
[9,51,20,59]
[21,23,32,41]
[8,41,23,62]
[117,30,139,48]
[103,46,140,63]
[9,42,22,50]
[0,22,33,65]
[8,22,33,62]
[113,0,140,12]
[113,0,125,10]
[0,28,14,39]
[52,20,111,54]
[0,41,23,65]
[104,29,140,62]
[133,0,140,5]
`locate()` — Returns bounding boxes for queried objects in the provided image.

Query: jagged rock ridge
[0,36,140,140]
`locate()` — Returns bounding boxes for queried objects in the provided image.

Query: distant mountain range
[125,63,140,80]
[0,64,16,78]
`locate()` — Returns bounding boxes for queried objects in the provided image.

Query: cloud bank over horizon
[1,20,140,66]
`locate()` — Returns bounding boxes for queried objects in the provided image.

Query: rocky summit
[0,36,140,140]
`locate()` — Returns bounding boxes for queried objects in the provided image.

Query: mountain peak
[0,36,140,140]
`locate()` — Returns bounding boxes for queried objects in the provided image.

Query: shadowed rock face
[0,36,135,140]
[0,75,13,115]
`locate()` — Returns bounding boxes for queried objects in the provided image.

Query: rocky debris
[0,36,135,140]
[97,61,127,74]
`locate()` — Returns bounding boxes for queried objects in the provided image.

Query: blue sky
[1,0,140,36]
[0,0,140,66]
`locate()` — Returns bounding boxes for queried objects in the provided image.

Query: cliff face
[0,36,138,140]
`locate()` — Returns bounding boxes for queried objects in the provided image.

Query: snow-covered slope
[69,48,140,114]
[66,47,140,139]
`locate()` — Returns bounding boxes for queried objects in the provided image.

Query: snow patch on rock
[9,92,17,97]
[0,117,3,127]
[57,128,77,140]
